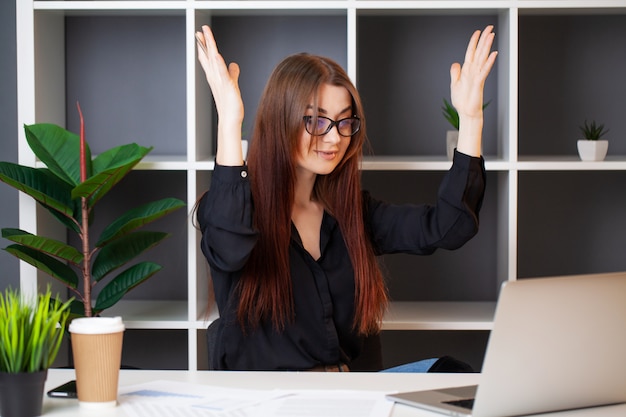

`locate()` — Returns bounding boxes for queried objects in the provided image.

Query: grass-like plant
[0,104,185,317]
[579,120,609,141]
[0,287,72,373]
[442,98,490,130]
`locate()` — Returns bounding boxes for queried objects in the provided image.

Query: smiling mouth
[316,150,338,160]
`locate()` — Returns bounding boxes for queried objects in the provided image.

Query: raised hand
[450,25,498,157]
[196,25,245,165]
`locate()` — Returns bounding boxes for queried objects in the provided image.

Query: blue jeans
[380,358,438,373]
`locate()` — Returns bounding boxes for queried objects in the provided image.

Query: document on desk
[118,380,393,417]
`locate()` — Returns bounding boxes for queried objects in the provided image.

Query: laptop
[386,271,626,417]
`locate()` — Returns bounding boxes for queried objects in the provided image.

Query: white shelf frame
[16,0,626,370]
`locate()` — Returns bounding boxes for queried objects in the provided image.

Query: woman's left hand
[450,25,498,119]
[450,25,498,157]
[196,25,246,166]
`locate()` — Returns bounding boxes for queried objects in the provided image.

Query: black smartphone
[46,380,77,398]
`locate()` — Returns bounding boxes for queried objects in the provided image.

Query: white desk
[43,369,626,417]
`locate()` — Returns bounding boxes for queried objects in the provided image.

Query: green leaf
[2,228,84,265]
[38,296,73,370]
[442,98,460,130]
[96,198,185,247]
[0,162,75,218]
[92,231,169,281]
[24,123,92,186]
[93,262,162,312]
[1,288,72,372]
[441,98,490,131]
[72,144,152,205]
[3,245,79,289]
[69,299,86,317]
[0,290,29,372]
[92,143,152,175]
[40,203,81,235]
[579,119,609,140]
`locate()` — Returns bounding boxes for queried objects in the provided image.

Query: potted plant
[0,104,185,317]
[442,98,489,160]
[577,119,609,161]
[0,287,72,417]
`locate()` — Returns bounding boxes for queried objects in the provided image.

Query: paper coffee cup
[69,316,125,408]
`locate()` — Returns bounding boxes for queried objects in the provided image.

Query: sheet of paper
[119,380,282,416]
[258,389,393,417]
[118,380,393,417]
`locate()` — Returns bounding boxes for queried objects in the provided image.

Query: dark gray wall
[65,16,187,155]
[518,171,626,278]
[0,0,19,291]
[519,15,626,156]
[211,15,348,146]
[358,14,499,157]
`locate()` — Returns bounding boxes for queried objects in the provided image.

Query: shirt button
[241,171,247,178]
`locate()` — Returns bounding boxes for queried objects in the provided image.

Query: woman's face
[295,83,353,178]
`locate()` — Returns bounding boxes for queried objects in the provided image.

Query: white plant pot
[446,130,459,160]
[577,139,608,161]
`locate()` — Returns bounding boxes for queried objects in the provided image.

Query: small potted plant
[0,287,72,417]
[442,98,489,160]
[577,119,609,161]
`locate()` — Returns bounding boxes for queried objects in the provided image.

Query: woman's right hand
[196,25,245,165]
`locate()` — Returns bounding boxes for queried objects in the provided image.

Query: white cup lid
[69,316,125,334]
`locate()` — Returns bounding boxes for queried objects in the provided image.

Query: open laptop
[386,271,626,417]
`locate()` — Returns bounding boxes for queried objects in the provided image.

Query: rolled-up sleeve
[197,164,258,273]
[365,150,486,255]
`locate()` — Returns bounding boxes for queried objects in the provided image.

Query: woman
[196,25,497,371]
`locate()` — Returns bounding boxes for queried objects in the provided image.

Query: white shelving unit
[15,0,626,370]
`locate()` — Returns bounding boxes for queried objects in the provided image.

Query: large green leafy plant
[0,106,185,317]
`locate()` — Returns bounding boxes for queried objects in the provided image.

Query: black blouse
[197,150,486,370]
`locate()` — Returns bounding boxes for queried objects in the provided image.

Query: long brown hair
[239,53,387,335]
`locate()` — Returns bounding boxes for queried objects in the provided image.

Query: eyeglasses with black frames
[302,115,361,137]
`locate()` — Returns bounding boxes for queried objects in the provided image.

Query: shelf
[361,155,512,171]
[517,1,626,13]
[41,155,626,172]
[382,301,496,331]
[190,156,514,171]
[35,2,188,12]
[34,0,626,12]
[136,156,193,170]
[516,156,626,171]
[35,155,193,171]
[102,300,190,329]
[101,300,218,331]
[34,1,352,12]
[103,300,496,331]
